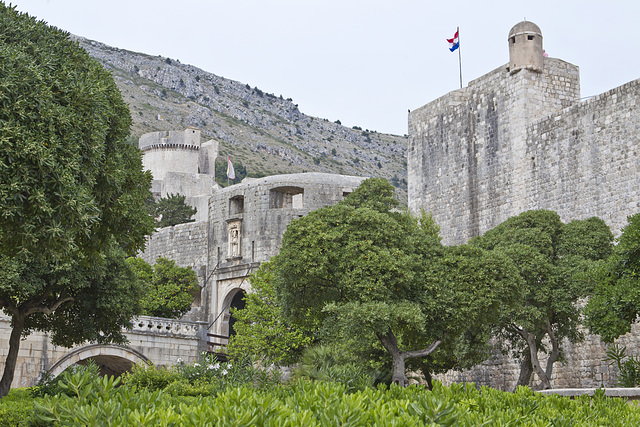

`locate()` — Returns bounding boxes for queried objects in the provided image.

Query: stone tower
[140,128,221,222]
[508,21,544,73]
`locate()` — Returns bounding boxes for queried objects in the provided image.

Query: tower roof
[509,21,542,38]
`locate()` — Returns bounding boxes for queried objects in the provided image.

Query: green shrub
[173,353,280,393]
[295,345,376,392]
[30,375,640,426]
[0,388,46,427]
[604,344,640,387]
[121,362,180,391]
[122,354,280,397]
[30,371,63,398]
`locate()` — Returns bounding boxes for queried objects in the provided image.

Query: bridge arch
[47,344,149,379]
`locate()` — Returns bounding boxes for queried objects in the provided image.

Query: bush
[0,388,46,427]
[121,362,181,391]
[122,353,280,397]
[30,371,63,398]
[604,344,640,387]
[295,345,376,392]
[26,370,640,426]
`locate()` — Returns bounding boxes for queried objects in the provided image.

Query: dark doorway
[228,290,246,337]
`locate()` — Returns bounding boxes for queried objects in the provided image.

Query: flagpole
[457,26,463,89]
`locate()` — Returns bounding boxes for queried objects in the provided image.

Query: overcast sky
[10,0,640,135]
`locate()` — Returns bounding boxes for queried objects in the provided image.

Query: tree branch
[510,324,528,340]
[25,292,75,316]
[402,339,442,360]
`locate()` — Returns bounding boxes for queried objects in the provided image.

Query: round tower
[508,21,544,73]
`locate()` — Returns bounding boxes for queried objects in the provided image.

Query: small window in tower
[527,35,534,41]
[229,195,244,215]
[510,36,515,44]
[270,186,304,209]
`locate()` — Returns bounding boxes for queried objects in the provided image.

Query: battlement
[139,128,201,151]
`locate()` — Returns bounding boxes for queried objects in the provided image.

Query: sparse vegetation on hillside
[74,36,409,203]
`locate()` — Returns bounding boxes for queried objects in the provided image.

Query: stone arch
[47,344,149,379]
[219,288,247,338]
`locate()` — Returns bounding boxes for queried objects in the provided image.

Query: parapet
[139,128,201,152]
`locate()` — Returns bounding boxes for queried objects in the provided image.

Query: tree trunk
[0,313,25,398]
[514,349,533,391]
[376,330,408,385]
[524,330,552,390]
[390,351,408,386]
[422,368,434,390]
[543,319,561,382]
[376,328,441,387]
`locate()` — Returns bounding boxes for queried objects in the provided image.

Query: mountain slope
[75,37,408,202]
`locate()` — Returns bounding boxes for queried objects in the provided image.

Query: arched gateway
[47,344,149,378]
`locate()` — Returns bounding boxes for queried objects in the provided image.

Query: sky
[9,0,640,136]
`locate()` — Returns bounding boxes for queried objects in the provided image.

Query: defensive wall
[204,173,365,338]
[409,58,580,244]
[411,21,640,390]
[138,172,364,332]
[409,22,639,246]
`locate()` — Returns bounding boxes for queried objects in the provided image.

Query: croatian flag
[447,30,459,52]
[226,156,236,180]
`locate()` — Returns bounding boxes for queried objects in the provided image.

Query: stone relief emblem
[228,220,241,258]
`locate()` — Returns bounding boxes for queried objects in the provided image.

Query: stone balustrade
[129,316,206,339]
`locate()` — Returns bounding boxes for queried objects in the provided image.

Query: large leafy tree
[270,178,518,385]
[585,212,640,343]
[127,257,199,319]
[0,4,154,396]
[470,210,613,390]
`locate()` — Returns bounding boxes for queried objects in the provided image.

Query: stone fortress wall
[204,173,364,335]
[138,129,366,343]
[521,79,640,237]
[409,21,639,246]
[409,21,640,389]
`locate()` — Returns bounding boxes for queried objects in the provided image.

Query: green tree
[0,5,154,397]
[585,213,640,343]
[128,258,199,319]
[226,262,314,365]
[153,194,197,228]
[270,178,518,385]
[470,210,613,390]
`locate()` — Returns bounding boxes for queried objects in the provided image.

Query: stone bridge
[0,314,210,388]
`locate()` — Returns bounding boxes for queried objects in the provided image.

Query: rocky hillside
[75,37,408,202]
